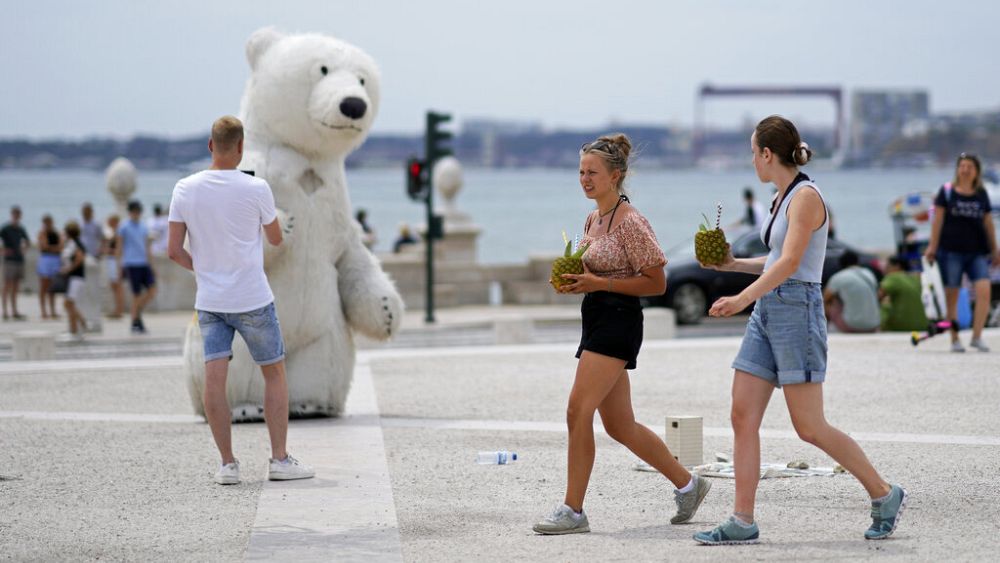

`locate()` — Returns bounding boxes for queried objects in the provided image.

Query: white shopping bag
[920,257,947,321]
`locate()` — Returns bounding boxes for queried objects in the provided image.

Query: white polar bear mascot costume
[183,27,404,421]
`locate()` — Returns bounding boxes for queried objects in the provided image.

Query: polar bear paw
[276,208,295,235]
[264,208,294,267]
[379,295,397,337]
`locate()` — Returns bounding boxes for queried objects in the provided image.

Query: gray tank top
[762,179,828,283]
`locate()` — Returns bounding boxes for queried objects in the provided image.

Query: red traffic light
[406,156,427,201]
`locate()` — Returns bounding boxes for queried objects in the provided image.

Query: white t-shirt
[147,215,170,256]
[168,169,277,313]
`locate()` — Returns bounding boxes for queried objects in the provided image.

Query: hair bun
[600,133,632,161]
[793,141,812,166]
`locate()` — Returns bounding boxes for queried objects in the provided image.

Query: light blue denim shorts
[197,302,285,365]
[938,250,990,287]
[732,280,827,387]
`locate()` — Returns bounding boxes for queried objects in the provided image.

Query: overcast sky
[2,0,998,139]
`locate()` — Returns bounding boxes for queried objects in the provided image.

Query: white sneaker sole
[532,524,590,535]
[268,470,315,481]
[214,475,240,485]
[694,537,760,546]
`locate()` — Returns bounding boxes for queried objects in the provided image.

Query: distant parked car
[643,228,884,325]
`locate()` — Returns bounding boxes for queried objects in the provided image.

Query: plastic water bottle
[476,451,518,465]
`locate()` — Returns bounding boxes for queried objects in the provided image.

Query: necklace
[597,197,623,225]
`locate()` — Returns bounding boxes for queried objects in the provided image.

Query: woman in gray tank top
[692,116,907,545]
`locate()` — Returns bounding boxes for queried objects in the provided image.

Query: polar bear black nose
[339,97,367,120]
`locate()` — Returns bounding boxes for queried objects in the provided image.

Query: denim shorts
[938,251,990,287]
[732,280,827,388]
[37,254,60,278]
[197,302,285,365]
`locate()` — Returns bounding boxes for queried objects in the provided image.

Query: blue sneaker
[693,516,760,545]
[865,484,907,540]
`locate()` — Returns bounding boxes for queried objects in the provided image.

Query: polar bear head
[240,27,381,159]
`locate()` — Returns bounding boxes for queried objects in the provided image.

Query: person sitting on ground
[879,255,928,332]
[36,214,63,320]
[824,250,880,333]
[60,221,88,340]
[1,205,31,321]
[392,223,417,253]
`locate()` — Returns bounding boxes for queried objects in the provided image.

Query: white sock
[562,504,583,519]
[677,477,696,494]
[732,513,754,527]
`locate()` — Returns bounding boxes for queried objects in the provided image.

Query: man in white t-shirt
[167,115,314,485]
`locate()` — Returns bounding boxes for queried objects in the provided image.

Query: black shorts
[124,265,155,295]
[575,291,644,369]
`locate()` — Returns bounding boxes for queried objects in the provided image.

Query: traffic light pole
[424,144,436,324]
[422,111,452,324]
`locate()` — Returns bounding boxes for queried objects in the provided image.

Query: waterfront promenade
[1,302,998,561]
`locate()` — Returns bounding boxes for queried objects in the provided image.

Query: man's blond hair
[211,116,244,152]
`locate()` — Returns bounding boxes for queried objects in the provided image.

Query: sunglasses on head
[583,140,615,152]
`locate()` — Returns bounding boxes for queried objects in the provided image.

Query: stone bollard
[493,317,534,345]
[12,331,56,361]
[80,259,103,334]
[643,308,677,339]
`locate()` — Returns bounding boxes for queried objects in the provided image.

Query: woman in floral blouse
[532,134,712,535]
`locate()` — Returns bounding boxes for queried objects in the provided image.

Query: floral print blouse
[580,210,667,279]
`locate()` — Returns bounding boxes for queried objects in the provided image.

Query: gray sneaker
[969,338,990,352]
[951,340,966,353]
[865,484,908,540]
[694,516,760,545]
[532,504,590,535]
[671,474,713,524]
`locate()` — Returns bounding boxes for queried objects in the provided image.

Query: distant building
[461,119,543,167]
[850,90,929,164]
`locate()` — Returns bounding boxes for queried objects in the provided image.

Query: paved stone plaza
[1,306,998,561]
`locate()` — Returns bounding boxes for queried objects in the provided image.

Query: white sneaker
[268,454,315,481]
[951,340,966,353]
[214,460,240,485]
[969,338,991,352]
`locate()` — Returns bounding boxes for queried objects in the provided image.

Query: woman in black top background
[924,153,1000,352]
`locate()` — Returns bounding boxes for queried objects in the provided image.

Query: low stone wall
[378,251,579,309]
[7,248,609,312]
[8,249,196,313]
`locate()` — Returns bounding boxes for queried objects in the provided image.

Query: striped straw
[716,202,722,229]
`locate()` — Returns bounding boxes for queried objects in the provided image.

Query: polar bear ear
[246,27,284,71]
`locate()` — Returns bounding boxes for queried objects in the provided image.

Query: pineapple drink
[694,203,730,266]
[551,231,589,289]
